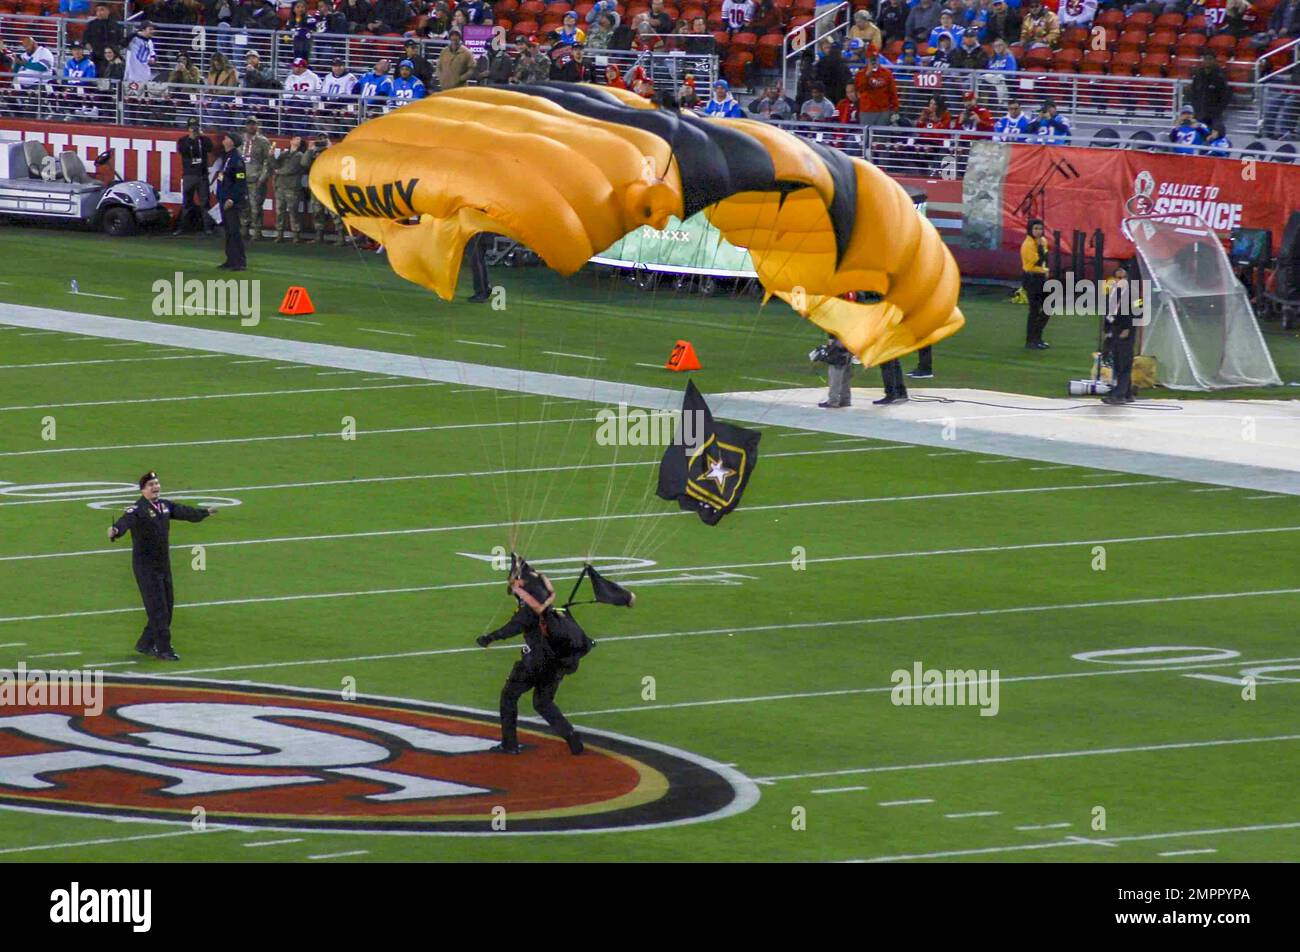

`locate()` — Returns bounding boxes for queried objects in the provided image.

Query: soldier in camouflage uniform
[238,117,273,242]
[303,133,343,244]
[512,42,551,84]
[271,136,306,242]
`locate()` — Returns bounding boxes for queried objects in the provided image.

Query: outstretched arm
[476,604,533,647]
[108,507,137,541]
[169,501,214,523]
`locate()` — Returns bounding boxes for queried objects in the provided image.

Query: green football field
[0,230,1298,863]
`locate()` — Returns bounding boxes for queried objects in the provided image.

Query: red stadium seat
[1100,27,1118,49]
[1171,56,1200,79]
[512,20,539,39]
[520,0,545,16]
[1116,30,1147,53]
[1096,9,1123,29]
[547,2,573,15]
[1110,50,1140,75]
[792,0,816,13]
[710,30,731,53]
[1175,33,1207,57]
[723,51,752,86]
[788,14,812,31]
[1153,13,1184,30]
[730,31,757,54]
[1149,30,1179,53]
[1122,11,1154,30]
[1008,43,1024,62]
[756,32,783,68]
[682,5,706,18]
[1183,15,1208,32]
[1082,49,1112,72]
[1052,48,1082,71]
[1226,60,1256,84]
[1137,52,1169,77]
[1206,34,1237,57]
[1062,26,1089,49]
[496,0,520,13]
[1022,46,1052,69]
[885,39,903,59]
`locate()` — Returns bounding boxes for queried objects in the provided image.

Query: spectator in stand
[1204,122,1232,157]
[481,42,515,85]
[417,1,449,35]
[357,58,395,102]
[800,81,838,120]
[930,33,957,65]
[814,42,853,102]
[983,0,1022,42]
[1250,0,1300,52]
[391,59,427,103]
[896,39,923,66]
[512,41,551,83]
[167,52,200,86]
[281,1,317,62]
[558,12,587,45]
[855,49,900,125]
[916,92,955,129]
[609,15,636,49]
[958,89,994,128]
[704,78,745,116]
[951,30,989,68]
[368,0,411,35]
[243,51,279,90]
[604,63,628,88]
[929,10,965,49]
[850,10,884,49]
[587,0,621,29]
[1262,64,1300,138]
[993,97,1029,139]
[63,44,99,85]
[633,17,665,51]
[836,83,860,122]
[552,43,593,82]
[342,0,375,33]
[438,29,476,89]
[960,0,992,36]
[1169,104,1210,154]
[650,0,678,34]
[207,52,238,87]
[401,40,434,87]
[460,0,489,24]
[1188,51,1231,126]
[683,17,713,53]
[283,57,323,137]
[124,23,158,91]
[879,0,909,45]
[1222,0,1256,37]
[152,0,200,25]
[1020,0,1061,49]
[906,0,944,46]
[100,46,125,83]
[319,0,351,34]
[587,14,617,49]
[1058,0,1099,28]
[321,58,358,102]
[84,3,124,75]
[245,0,281,31]
[1024,97,1071,141]
[748,81,794,119]
[989,36,1017,70]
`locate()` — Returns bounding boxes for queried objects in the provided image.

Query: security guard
[1022,218,1051,349]
[107,472,214,660]
[476,564,586,755]
[1102,265,1137,405]
[216,131,248,271]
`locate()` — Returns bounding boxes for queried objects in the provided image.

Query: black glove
[475,634,492,648]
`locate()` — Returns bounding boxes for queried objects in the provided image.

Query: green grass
[0,228,1298,862]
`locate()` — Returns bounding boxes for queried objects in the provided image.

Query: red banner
[1002,144,1300,258]
[0,120,294,223]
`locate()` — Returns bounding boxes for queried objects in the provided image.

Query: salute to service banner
[1000,143,1300,258]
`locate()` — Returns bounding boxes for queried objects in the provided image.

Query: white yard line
[315,371,358,376]
[230,358,274,364]
[101,342,146,347]
[359,328,414,338]
[1158,848,1218,857]
[634,362,665,369]
[811,786,870,794]
[0,354,223,370]
[308,850,369,860]
[273,365,309,371]
[543,351,605,361]
[1247,495,1288,500]
[1030,465,1076,471]
[1190,487,1234,493]
[0,415,595,459]
[927,451,964,457]
[0,643,26,648]
[69,290,126,300]
[244,838,306,848]
[19,331,60,337]
[977,459,1021,464]
[741,376,806,386]
[456,339,505,349]
[946,811,1001,819]
[879,799,934,807]
[758,733,1300,783]
[270,317,321,326]
[1016,822,1072,831]
[0,829,224,857]
[854,821,1300,863]
[0,382,433,414]
[26,651,81,658]
[82,661,138,668]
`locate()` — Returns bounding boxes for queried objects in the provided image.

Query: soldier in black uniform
[107,472,214,660]
[173,118,214,236]
[216,131,249,271]
[476,563,588,755]
[1102,265,1137,405]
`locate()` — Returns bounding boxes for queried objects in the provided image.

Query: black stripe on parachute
[510,82,855,267]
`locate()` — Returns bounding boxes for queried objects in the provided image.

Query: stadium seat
[1110,50,1139,75]
[1149,30,1179,53]
[1097,9,1124,29]
[731,31,757,54]
[1138,52,1169,76]
[1022,47,1052,69]
[792,0,816,13]
[1008,43,1024,62]
[1122,11,1154,30]
[756,33,783,68]
[885,39,903,59]
[1275,143,1297,164]
[520,0,546,16]
[548,2,573,14]
[1153,12,1184,30]
[512,20,539,39]
[1052,48,1082,71]
[1207,34,1237,58]
[1171,56,1200,79]
[1129,129,1157,150]
[1062,26,1089,49]
[789,14,812,31]
[1100,27,1119,50]
[1183,15,1208,32]
[723,51,752,87]
[1091,127,1121,148]
[1116,30,1146,53]
[1226,60,1256,84]
[711,31,731,53]
[1080,49,1109,73]
[497,0,520,13]
[1175,34,1207,57]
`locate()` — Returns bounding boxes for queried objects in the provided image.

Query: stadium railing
[780,0,850,94]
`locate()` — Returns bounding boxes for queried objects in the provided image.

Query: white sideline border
[1,304,1296,495]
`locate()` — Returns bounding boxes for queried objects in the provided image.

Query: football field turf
[0,231,1298,863]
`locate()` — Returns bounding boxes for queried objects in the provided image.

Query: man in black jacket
[108,472,214,660]
[476,563,587,756]
[173,118,214,235]
[367,0,409,35]
[84,3,124,74]
[1189,52,1231,127]
[217,131,249,270]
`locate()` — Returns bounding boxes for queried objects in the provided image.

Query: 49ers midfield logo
[0,678,756,834]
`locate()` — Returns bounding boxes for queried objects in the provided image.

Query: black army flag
[656,381,761,526]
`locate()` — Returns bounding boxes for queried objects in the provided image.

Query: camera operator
[811,335,854,409]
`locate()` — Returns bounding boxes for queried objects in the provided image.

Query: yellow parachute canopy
[309,83,963,366]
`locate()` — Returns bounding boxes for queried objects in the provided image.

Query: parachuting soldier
[107,472,214,660]
[272,135,307,242]
[239,117,273,242]
[475,559,589,756]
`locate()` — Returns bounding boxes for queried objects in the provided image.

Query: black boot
[566,732,584,756]
[490,742,521,754]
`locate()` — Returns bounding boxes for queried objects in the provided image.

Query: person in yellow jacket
[1022,218,1051,349]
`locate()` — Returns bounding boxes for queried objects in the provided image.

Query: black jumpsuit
[481,603,579,749]
[110,497,210,655]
